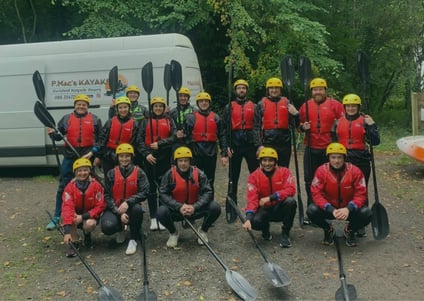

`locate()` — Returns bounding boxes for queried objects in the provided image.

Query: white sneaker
[197,227,208,245]
[116,231,125,244]
[150,218,166,231]
[166,232,179,248]
[125,239,137,255]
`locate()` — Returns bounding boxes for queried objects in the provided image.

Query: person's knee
[156,205,169,220]
[101,218,117,235]
[84,219,97,232]
[209,201,221,216]
[306,203,320,219]
[130,204,144,217]
[284,197,297,209]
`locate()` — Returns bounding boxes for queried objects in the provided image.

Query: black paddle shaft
[164,63,172,106]
[170,60,183,129]
[109,66,118,99]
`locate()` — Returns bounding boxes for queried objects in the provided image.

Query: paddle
[142,62,154,144]
[227,197,291,287]
[32,70,62,176]
[46,211,124,301]
[182,217,258,301]
[109,66,119,99]
[163,63,172,106]
[136,228,157,301]
[334,231,358,301]
[225,63,237,224]
[281,55,305,228]
[298,56,312,225]
[170,60,183,129]
[357,50,389,240]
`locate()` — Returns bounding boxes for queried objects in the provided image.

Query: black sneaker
[322,226,334,246]
[66,242,79,258]
[262,231,273,241]
[355,227,367,238]
[344,225,357,247]
[84,232,92,248]
[279,233,292,248]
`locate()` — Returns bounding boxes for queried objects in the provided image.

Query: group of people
[46,75,379,258]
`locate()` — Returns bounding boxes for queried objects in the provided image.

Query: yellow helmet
[174,146,193,160]
[310,78,327,89]
[326,143,347,156]
[342,94,362,105]
[233,79,249,89]
[126,85,141,95]
[266,77,283,88]
[178,86,191,96]
[196,92,212,102]
[115,96,131,107]
[150,96,166,106]
[74,94,90,104]
[72,158,92,172]
[258,147,278,160]
[116,143,134,155]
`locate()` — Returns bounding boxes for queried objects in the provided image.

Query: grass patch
[33,175,56,182]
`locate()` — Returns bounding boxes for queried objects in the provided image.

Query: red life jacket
[106,117,135,149]
[261,97,289,130]
[66,113,95,147]
[111,166,139,206]
[336,116,366,150]
[231,101,254,130]
[145,117,172,145]
[192,112,217,142]
[171,166,199,205]
[64,179,103,215]
[321,164,354,208]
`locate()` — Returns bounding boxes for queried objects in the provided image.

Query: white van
[0,33,203,167]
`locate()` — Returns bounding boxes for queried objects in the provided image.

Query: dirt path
[1,152,423,301]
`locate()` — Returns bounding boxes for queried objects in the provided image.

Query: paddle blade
[32,71,46,103]
[357,50,369,85]
[136,289,158,301]
[263,262,291,287]
[163,63,172,91]
[335,284,358,301]
[170,60,182,92]
[225,270,258,301]
[34,101,56,129]
[299,56,312,89]
[371,202,390,240]
[99,286,124,301]
[109,66,118,98]
[142,62,154,95]
[280,55,295,89]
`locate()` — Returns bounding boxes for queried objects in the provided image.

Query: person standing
[101,143,149,255]
[169,86,197,147]
[331,93,380,236]
[298,77,344,223]
[306,143,372,247]
[184,92,225,192]
[221,79,261,223]
[243,147,297,248]
[258,77,300,167]
[157,146,221,248]
[46,94,102,230]
[95,96,139,178]
[108,85,148,121]
[61,158,106,257]
[137,96,176,230]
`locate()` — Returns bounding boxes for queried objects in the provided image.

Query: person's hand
[256,146,264,158]
[118,201,128,214]
[333,208,350,220]
[110,98,116,107]
[64,234,72,244]
[150,142,159,150]
[242,220,251,231]
[73,214,83,225]
[93,157,101,167]
[121,213,129,224]
[146,154,157,165]
[165,106,171,113]
[221,157,229,166]
[82,151,93,159]
[364,114,375,125]
[47,128,55,135]
[302,121,311,131]
[259,197,270,207]
[288,103,298,115]
[176,130,184,139]
[179,204,194,216]
[226,147,234,158]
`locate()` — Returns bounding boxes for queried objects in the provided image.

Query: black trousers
[306,203,372,232]
[157,201,221,234]
[229,145,259,199]
[100,204,144,240]
[193,154,217,191]
[250,197,297,233]
[303,147,328,206]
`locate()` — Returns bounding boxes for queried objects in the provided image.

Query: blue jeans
[53,157,75,217]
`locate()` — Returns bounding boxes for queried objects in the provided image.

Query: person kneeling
[100,143,149,255]
[243,147,297,248]
[62,158,106,257]
[307,143,372,247]
[158,146,221,248]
